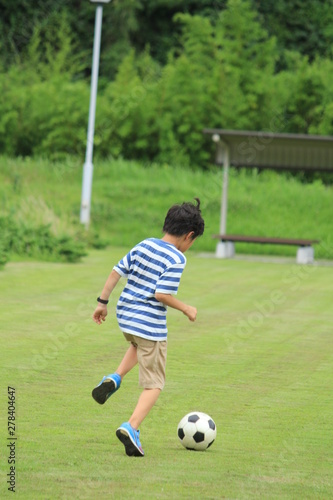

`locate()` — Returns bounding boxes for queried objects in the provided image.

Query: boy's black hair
[162,197,205,239]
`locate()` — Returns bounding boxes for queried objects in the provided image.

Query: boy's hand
[93,305,108,325]
[155,292,198,322]
[184,305,197,322]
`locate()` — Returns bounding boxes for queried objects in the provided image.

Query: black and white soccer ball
[177,411,217,451]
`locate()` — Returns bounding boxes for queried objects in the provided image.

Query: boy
[91,198,204,457]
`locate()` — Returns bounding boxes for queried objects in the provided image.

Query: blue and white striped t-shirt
[113,238,187,341]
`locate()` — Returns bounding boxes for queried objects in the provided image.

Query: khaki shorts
[123,333,167,390]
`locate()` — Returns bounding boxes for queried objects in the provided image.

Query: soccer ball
[177,411,217,451]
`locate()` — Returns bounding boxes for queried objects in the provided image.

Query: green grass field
[1,248,332,499]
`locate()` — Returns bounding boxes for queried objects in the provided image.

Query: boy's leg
[92,343,138,404]
[116,388,160,457]
[116,336,165,456]
[129,388,161,430]
[127,337,165,428]
[116,342,138,379]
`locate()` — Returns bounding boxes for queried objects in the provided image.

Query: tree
[150,0,278,165]
[254,0,333,63]
[274,53,333,136]
[214,0,277,130]
[0,0,142,79]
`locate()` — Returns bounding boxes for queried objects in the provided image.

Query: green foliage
[0,14,90,158]
[74,0,143,79]
[215,0,277,128]
[156,14,217,165]
[0,241,9,268]
[0,68,91,158]
[3,0,331,74]
[0,0,145,79]
[0,155,89,267]
[96,2,279,166]
[272,53,333,136]
[96,49,161,160]
[0,0,333,167]
[0,0,69,65]
[0,216,87,265]
[27,12,86,78]
[254,0,333,63]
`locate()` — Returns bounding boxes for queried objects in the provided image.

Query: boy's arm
[155,293,197,322]
[93,269,122,325]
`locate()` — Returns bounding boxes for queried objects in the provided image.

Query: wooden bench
[212,234,320,264]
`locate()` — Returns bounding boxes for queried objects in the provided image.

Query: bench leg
[216,241,235,259]
[296,246,314,264]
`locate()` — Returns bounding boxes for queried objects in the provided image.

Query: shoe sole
[92,379,116,405]
[116,428,144,457]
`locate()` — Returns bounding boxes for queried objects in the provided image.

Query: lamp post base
[216,241,235,259]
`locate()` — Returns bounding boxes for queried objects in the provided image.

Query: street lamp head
[89,0,111,4]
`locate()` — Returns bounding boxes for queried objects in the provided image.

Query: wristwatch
[97,296,109,305]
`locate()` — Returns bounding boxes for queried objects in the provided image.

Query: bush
[0,242,9,268]
[0,12,90,159]
[0,216,87,266]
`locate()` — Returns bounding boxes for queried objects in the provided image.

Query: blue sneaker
[116,422,144,457]
[92,373,121,405]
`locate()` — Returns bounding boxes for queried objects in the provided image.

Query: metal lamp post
[212,133,230,235]
[212,134,234,259]
[80,0,111,226]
